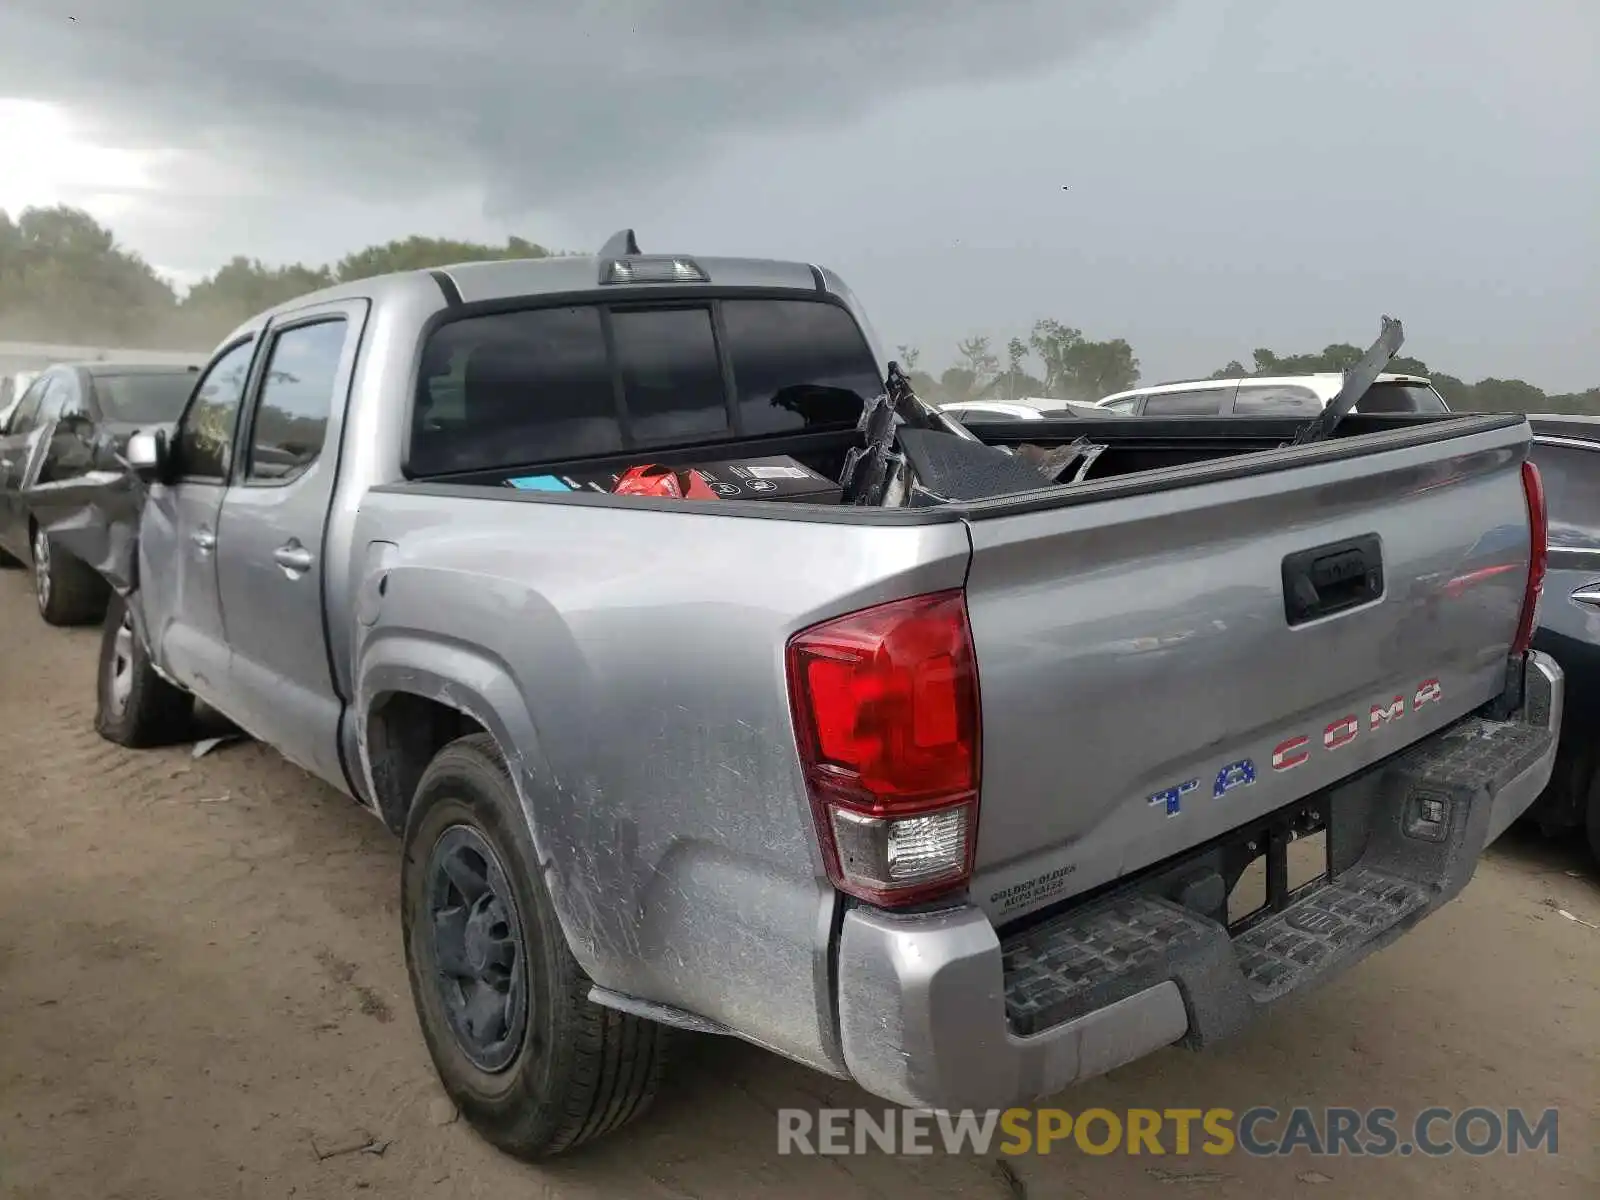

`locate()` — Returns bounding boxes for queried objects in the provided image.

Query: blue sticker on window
[504,475,573,491]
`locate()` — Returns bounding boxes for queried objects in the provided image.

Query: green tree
[334,234,553,282]
[1453,377,1548,414]
[0,205,177,344]
[1028,319,1140,401]
[980,337,1044,400]
[938,366,980,403]
[179,257,336,332]
[955,336,1000,388]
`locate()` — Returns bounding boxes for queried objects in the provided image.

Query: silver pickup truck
[48,238,1561,1159]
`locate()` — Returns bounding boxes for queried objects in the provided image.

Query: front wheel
[33,523,108,626]
[95,592,195,747]
[401,734,669,1159]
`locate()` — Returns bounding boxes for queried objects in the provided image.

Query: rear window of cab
[409,297,882,476]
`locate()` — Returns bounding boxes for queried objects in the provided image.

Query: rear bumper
[835,650,1562,1110]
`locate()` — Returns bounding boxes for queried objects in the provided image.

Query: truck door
[139,337,257,704]
[214,301,367,789]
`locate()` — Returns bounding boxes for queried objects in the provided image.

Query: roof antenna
[599,229,641,258]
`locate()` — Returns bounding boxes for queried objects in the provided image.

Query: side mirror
[126,429,168,483]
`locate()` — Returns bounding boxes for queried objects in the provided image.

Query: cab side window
[244,319,347,482]
[4,375,51,435]
[35,375,76,426]
[176,339,256,480]
[1142,388,1230,416]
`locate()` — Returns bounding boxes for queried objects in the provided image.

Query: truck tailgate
[963,418,1535,924]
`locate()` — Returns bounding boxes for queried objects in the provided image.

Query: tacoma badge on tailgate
[1149,677,1443,816]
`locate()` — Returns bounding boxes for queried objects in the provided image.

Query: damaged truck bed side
[41,237,1561,1159]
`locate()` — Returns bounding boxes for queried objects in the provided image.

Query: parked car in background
[0,360,198,625]
[1096,372,1452,417]
[939,397,1115,421]
[1523,415,1600,863]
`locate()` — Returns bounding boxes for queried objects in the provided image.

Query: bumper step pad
[1234,867,1428,1002]
[1001,896,1222,1037]
[999,707,1556,1042]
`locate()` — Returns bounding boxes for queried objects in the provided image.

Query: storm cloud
[1,0,1597,390]
[0,1,1171,212]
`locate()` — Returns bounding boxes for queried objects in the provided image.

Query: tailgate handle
[1282,534,1383,626]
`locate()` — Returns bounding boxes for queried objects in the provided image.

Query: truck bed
[356,411,1535,945]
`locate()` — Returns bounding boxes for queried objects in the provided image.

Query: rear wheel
[32,522,108,626]
[401,734,669,1158]
[95,592,195,747]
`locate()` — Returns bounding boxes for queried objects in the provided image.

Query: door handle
[1282,533,1383,626]
[191,530,216,553]
[273,543,315,575]
[1571,586,1600,608]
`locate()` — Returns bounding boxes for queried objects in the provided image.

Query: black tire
[31,521,109,627]
[401,734,668,1159]
[1587,766,1600,867]
[95,592,195,747]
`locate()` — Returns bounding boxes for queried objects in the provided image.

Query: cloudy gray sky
[1,0,1596,388]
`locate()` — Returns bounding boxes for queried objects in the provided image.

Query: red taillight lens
[1513,459,1548,657]
[786,589,981,906]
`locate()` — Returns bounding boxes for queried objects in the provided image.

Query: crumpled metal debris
[1016,436,1107,484]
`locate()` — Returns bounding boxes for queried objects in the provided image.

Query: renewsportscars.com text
[777,1106,1561,1158]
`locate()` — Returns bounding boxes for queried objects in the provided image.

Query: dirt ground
[0,570,1595,1200]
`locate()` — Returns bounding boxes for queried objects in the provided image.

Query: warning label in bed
[743,464,811,480]
[989,863,1078,913]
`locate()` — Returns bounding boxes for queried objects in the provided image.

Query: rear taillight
[1512,459,1548,657]
[785,589,980,907]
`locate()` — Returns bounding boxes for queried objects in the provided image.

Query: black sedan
[1525,414,1600,863]
[0,360,198,625]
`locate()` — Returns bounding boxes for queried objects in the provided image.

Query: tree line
[0,205,557,350]
[3,204,1595,415]
[897,329,1600,415]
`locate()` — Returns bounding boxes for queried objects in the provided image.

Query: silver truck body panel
[350,488,969,1071]
[965,421,1533,922]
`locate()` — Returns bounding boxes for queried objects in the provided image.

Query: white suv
[1094,372,1450,417]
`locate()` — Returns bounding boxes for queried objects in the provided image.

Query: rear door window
[1232,384,1322,416]
[610,307,728,443]
[1142,388,1230,416]
[412,306,619,476]
[721,299,880,434]
[1529,441,1600,550]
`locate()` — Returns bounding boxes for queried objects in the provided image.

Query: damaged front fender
[22,422,151,595]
